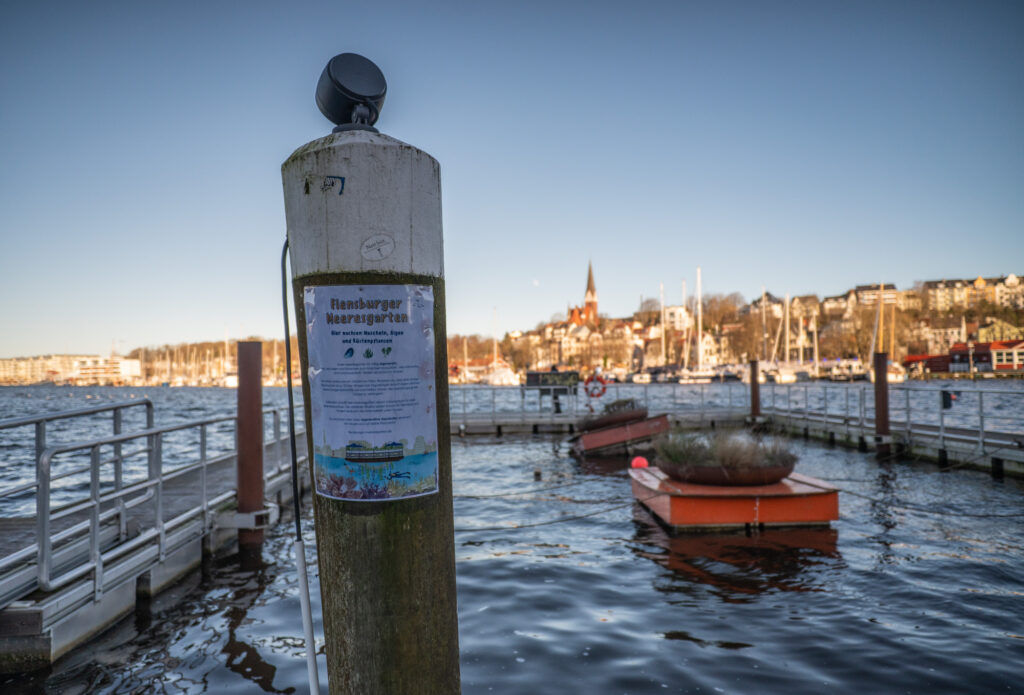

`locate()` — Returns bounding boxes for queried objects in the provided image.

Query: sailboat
[679,266,716,384]
[868,294,906,383]
[772,293,798,384]
[480,310,520,386]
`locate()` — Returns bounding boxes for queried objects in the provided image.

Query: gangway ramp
[0,402,307,672]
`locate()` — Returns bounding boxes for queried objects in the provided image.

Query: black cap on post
[316,53,387,133]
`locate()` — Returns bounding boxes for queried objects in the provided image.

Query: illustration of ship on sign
[344,441,405,463]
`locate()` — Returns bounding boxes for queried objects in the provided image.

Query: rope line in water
[760,422,1024,518]
[453,491,665,533]
[454,479,591,499]
[805,478,1024,519]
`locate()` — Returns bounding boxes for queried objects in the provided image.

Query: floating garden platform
[630,467,839,531]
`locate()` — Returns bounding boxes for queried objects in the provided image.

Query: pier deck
[0,406,307,672]
[448,382,1024,476]
[451,406,1023,475]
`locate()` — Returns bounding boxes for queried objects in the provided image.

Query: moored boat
[570,414,669,457]
[577,398,648,432]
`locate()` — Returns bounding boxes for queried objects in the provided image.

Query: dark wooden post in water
[281,54,459,694]
[749,360,760,419]
[236,341,265,551]
[873,352,891,459]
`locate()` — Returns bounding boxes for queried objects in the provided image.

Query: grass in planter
[710,431,760,469]
[654,430,796,469]
[760,437,798,469]
[653,431,713,467]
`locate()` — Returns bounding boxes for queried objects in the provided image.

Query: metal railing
[446,381,1023,453]
[34,415,238,595]
[447,382,753,423]
[0,399,154,473]
[0,403,304,610]
[760,382,1024,451]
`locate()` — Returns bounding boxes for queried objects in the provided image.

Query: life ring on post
[584,374,607,399]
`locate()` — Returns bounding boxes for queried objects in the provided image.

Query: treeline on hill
[446,335,499,362]
[126,338,300,377]
[452,294,1024,370]
[127,298,1024,375]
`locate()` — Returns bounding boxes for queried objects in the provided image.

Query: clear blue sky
[1,1,1021,357]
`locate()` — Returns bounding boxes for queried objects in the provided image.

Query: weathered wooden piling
[282,54,459,694]
[236,341,265,551]
[873,352,891,459]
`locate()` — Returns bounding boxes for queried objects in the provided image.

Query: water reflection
[868,464,901,567]
[631,507,840,602]
[573,453,632,477]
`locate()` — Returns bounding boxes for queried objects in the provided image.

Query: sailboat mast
[877,282,885,357]
[784,293,790,365]
[760,287,767,362]
[696,267,703,370]
[659,282,666,366]
[890,301,896,359]
[492,308,498,367]
[812,316,819,377]
[681,281,687,367]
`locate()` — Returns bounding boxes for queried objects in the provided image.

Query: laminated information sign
[304,284,438,501]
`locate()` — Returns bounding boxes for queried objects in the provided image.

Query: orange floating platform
[630,467,839,531]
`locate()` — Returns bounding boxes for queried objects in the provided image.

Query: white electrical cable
[283,239,322,693]
[294,538,321,693]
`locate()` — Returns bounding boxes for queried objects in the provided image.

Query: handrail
[0,398,308,612]
[0,404,303,602]
[759,382,1024,449]
[0,399,153,431]
[36,415,237,458]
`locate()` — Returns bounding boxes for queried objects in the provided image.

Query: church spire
[584,261,598,324]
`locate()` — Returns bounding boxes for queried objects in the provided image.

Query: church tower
[584,262,598,324]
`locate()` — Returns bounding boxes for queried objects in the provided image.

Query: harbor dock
[0,379,1020,673]
[0,400,307,672]
[448,382,1024,477]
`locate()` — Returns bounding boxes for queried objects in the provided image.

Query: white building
[663,305,693,331]
[0,354,94,384]
[73,355,142,385]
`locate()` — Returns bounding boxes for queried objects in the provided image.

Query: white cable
[294,538,321,693]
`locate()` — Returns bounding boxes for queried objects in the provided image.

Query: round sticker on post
[361,233,396,261]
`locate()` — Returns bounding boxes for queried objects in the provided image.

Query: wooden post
[749,360,760,419]
[236,341,264,550]
[283,127,459,689]
[873,351,890,459]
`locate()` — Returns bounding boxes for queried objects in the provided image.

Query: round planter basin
[654,458,795,486]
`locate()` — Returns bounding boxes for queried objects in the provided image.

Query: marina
[0,385,1021,692]
[447,380,1024,476]
[0,380,1022,691]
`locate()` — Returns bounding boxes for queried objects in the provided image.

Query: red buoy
[631,456,649,468]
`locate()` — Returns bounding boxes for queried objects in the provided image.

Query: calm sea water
[2,385,1023,693]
